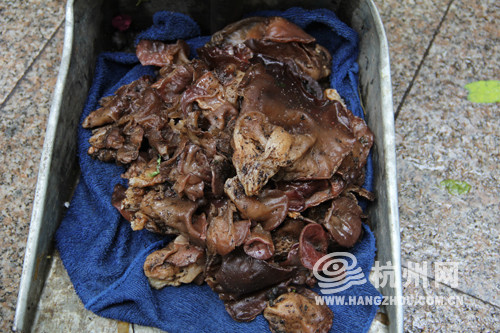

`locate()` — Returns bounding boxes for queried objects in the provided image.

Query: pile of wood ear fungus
[83,16,374,333]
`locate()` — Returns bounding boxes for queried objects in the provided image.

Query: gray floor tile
[0,26,64,332]
[374,0,451,110]
[402,269,500,332]
[395,0,500,307]
[0,0,65,104]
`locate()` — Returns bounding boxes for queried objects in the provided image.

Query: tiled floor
[380,0,499,330]
[0,0,498,331]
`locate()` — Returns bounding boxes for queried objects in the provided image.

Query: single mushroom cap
[263,289,334,333]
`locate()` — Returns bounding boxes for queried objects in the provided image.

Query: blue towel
[56,8,380,333]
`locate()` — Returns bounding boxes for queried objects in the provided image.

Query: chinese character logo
[403,261,429,288]
[434,262,459,288]
[313,252,367,294]
[371,261,396,289]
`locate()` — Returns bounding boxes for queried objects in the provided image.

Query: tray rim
[14,0,403,332]
[14,0,75,331]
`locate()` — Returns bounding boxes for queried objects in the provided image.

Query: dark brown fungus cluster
[83,16,374,333]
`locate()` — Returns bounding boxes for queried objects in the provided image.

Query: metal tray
[14,0,402,331]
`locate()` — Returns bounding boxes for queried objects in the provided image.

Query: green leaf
[465,80,500,103]
[148,155,162,177]
[148,170,160,177]
[440,179,471,195]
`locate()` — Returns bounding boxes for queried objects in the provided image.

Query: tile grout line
[394,0,455,121]
[0,18,65,110]
[401,263,500,309]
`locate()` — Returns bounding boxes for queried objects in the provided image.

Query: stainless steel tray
[14,0,402,331]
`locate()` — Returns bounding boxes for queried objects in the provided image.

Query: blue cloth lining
[56,8,380,333]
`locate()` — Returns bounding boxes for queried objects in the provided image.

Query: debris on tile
[465,80,500,103]
[439,179,471,195]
